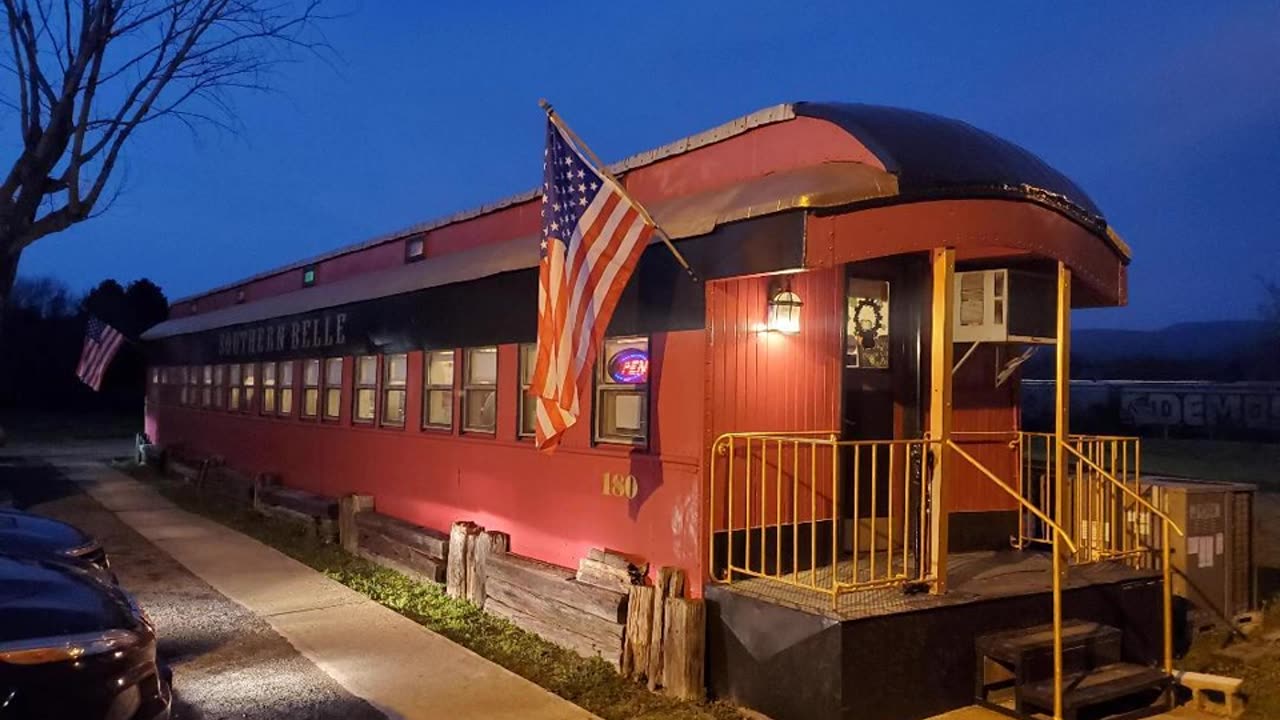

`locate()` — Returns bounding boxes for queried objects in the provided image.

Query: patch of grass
[116,462,743,720]
[1180,601,1280,720]
[1141,439,1280,489]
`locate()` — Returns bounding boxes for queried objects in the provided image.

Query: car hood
[0,508,93,556]
[0,554,134,643]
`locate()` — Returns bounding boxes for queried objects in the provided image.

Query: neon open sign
[607,348,649,384]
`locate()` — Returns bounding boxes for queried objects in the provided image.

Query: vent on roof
[189,302,198,314]
[235,289,246,304]
[406,235,425,262]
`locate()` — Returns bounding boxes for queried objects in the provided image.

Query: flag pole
[539,100,699,284]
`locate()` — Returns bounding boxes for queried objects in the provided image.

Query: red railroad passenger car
[143,103,1176,720]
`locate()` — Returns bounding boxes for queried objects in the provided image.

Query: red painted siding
[147,330,707,592]
[705,268,844,530]
[950,345,1020,512]
[705,269,844,438]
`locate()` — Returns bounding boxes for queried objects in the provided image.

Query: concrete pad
[272,601,588,720]
[63,460,599,720]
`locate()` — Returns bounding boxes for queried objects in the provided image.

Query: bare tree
[0,0,328,335]
[1262,278,1280,347]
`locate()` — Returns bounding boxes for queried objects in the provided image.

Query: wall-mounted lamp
[767,285,803,334]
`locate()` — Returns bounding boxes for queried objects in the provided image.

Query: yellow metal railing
[1010,432,1149,564]
[1058,440,1185,676]
[710,429,1181,718]
[946,440,1079,720]
[707,431,936,605]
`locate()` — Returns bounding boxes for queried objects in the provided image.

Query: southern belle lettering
[218,312,348,358]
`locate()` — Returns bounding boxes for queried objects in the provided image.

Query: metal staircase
[976,619,1171,720]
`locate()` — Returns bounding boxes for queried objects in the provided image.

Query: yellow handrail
[1058,441,1185,537]
[947,440,1078,555]
[945,439,1075,719]
[1057,439,1183,677]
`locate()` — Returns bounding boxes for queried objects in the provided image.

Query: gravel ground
[1,453,386,720]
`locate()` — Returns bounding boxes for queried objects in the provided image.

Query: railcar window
[229,363,242,410]
[324,357,343,420]
[279,361,295,416]
[463,347,497,433]
[213,365,225,409]
[382,354,408,427]
[191,366,200,407]
[518,344,537,438]
[354,355,377,423]
[147,368,159,404]
[595,336,650,446]
[262,362,277,414]
[423,350,455,430]
[242,362,257,412]
[202,365,213,407]
[302,359,320,418]
[179,367,189,406]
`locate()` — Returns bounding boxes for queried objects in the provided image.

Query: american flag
[77,316,125,391]
[530,117,655,449]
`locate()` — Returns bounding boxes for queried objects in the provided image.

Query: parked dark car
[0,508,111,573]
[0,553,170,719]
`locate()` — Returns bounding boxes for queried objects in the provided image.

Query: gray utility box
[1145,476,1256,628]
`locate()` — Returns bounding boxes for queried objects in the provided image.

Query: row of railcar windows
[149,337,649,445]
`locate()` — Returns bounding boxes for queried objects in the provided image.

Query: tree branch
[0,0,329,256]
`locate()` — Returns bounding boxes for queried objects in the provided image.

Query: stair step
[1020,662,1169,714]
[978,620,1121,664]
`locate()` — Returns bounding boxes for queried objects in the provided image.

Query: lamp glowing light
[767,288,802,334]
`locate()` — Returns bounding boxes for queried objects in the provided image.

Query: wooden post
[929,248,955,594]
[468,530,509,608]
[661,598,706,701]
[648,567,686,690]
[337,494,375,554]
[446,521,480,600]
[622,585,655,680]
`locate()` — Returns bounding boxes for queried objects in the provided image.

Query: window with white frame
[302,359,320,418]
[261,362,277,414]
[229,363,242,410]
[201,365,212,407]
[595,336,650,445]
[354,355,377,423]
[187,366,199,406]
[518,344,537,438]
[241,362,257,412]
[278,361,294,416]
[324,357,343,420]
[423,350,454,430]
[462,347,497,433]
[213,365,225,409]
[382,353,407,427]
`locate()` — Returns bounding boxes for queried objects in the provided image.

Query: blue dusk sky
[15,1,1280,329]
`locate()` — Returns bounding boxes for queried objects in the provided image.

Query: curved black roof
[794,102,1105,231]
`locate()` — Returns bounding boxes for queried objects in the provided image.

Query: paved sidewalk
[50,455,597,720]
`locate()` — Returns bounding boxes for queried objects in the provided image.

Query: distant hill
[1023,320,1275,380]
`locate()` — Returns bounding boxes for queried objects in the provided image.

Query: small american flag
[530,117,655,450]
[77,316,125,391]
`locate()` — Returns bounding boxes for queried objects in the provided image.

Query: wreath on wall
[852,297,884,349]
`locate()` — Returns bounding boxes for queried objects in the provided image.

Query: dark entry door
[840,257,926,559]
